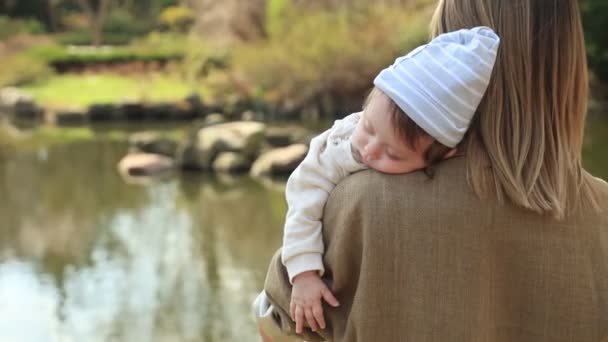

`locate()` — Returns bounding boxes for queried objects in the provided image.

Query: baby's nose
[364,143,381,159]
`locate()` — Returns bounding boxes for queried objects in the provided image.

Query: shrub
[55,29,142,46]
[266,0,290,37]
[159,6,196,33]
[56,9,152,46]
[61,13,89,30]
[104,8,152,38]
[582,0,608,82]
[130,32,189,57]
[0,54,53,87]
[229,4,433,112]
[0,16,45,40]
[26,33,186,69]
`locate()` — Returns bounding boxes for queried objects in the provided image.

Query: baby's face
[351,92,430,174]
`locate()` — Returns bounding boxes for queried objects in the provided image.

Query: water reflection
[0,137,284,341]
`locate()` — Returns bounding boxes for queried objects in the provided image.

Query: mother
[261,0,608,340]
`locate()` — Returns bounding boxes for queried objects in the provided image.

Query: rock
[122,102,146,120]
[185,93,204,116]
[198,121,266,152]
[129,132,178,157]
[265,127,292,147]
[88,104,125,121]
[221,96,250,120]
[265,126,311,147]
[172,99,197,120]
[203,113,227,126]
[45,107,88,126]
[212,151,251,172]
[241,110,262,121]
[0,87,34,108]
[0,87,43,120]
[145,103,175,120]
[175,142,201,170]
[14,100,43,120]
[175,119,210,170]
[198,121,265,152]
[250,143,308,177]
[117,153,175,177]
[188,121,265,169]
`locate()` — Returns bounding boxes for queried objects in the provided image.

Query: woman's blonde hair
[431,0,598,219]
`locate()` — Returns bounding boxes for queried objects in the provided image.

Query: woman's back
[264,157,608,341]
[261,1,608,340]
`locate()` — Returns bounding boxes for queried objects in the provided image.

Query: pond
[0,113,606,341]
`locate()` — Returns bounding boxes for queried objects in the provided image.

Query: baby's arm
[282,113,363,334]
[281,113,363,282]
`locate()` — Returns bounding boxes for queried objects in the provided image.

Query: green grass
[22,74,197,107]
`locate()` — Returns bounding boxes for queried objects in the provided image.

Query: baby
[255,26,500,337]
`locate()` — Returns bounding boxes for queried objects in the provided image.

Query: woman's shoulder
[586,172,608,189]
[583,171,608,210]
[332,156,470,204]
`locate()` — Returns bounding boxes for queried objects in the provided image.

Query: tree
[46,0,64,31]
[187,0,266,42]
[75,0,112,46]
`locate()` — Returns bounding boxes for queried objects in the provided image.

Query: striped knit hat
[374,26,500,147]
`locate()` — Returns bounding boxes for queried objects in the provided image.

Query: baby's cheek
[351,132,364,150]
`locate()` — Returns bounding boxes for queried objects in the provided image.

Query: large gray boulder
[203,113,227,126]
[250,144,308,177]
[178,121,266,170]
[212,151,251,173]
[265,126,311,147]
[198,121,266,153]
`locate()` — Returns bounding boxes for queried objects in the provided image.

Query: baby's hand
[290,271,340,334]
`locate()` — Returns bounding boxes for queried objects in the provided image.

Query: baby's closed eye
[386,150,404,161]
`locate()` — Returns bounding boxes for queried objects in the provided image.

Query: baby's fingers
[313,303,326,330]
[295,306,304,334]
[305,308,319,332]
[321,287,340,307]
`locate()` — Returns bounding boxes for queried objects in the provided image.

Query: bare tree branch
[75,0,113,46]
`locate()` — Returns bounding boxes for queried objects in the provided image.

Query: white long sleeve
[281,112,367,282]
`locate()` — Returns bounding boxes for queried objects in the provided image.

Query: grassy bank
[21,74,199,108]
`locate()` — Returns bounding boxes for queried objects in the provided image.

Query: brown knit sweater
[263,157,608,342]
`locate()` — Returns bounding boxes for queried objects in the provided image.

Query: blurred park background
[0,0,606,341]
